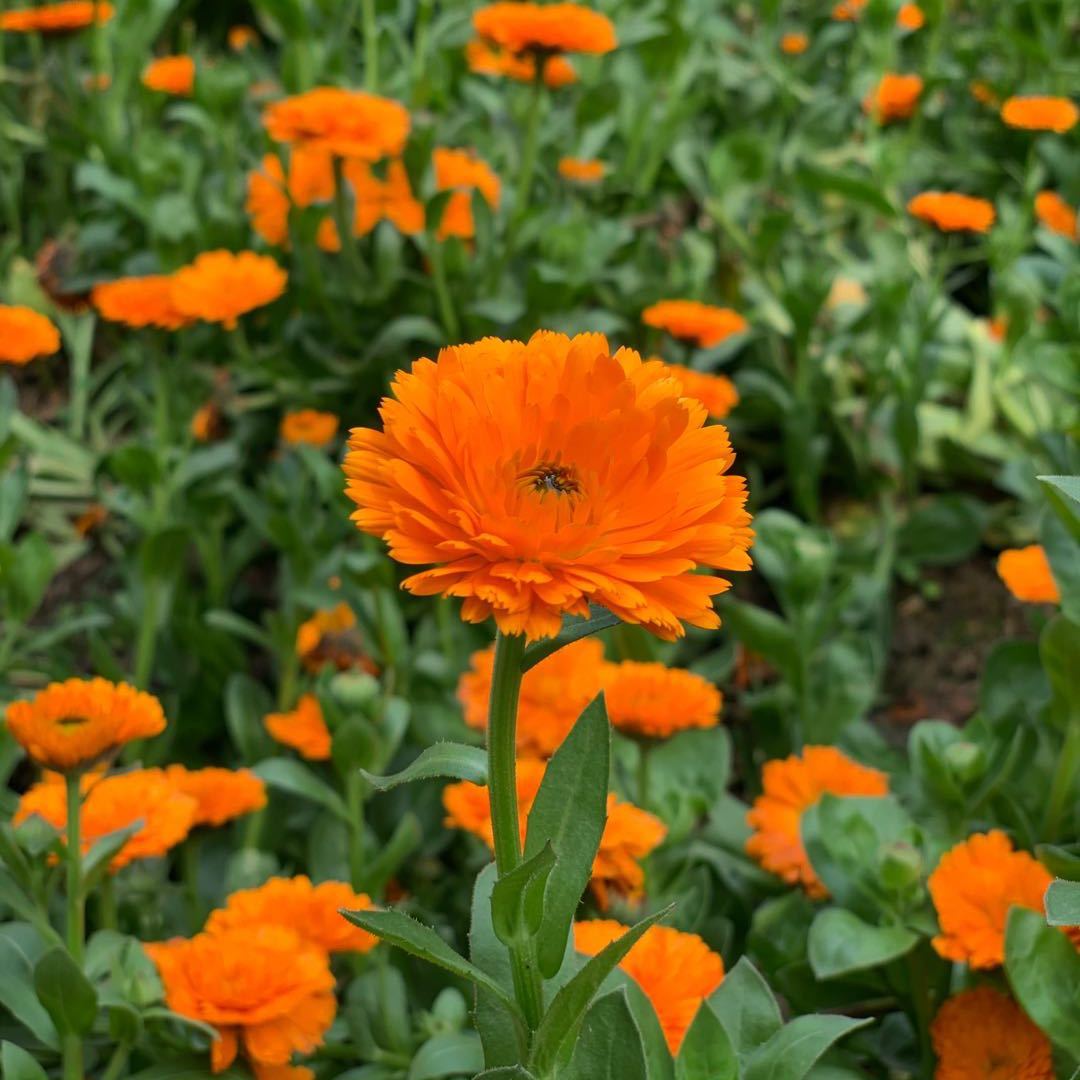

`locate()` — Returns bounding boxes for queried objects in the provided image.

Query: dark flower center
[56,715,89,729]
[519,463,581,498]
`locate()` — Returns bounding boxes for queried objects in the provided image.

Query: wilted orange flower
[931,987,1053,1080]
[908,192,995,233]
[264,694,331,760]
[164,766,266,827]
[263,87,410,160]
[557,157,605,183]
[604,662,722,740]
[92,275,192,330]
[191,401,224,442]
[473,2,616,56]
[295,602,377,673]
[1001,95,1079,133]
[996,545,1059,604]
[228,24,257,51]
[343,332,754,642]
[206,875,377,954]
[73,503,108,537]
[465,38,577,88]
[970,81,999,107]
[246,150,336,249]
[343,158,424,236]
[145,925,335,1073]
[746,746,889,898]
[831,0,865,19]
[780,32,808,55]
[660,361,739,420]
[170,251,287,329]
[433,148,501,241]
[864,73,923,122]
[16,768,197,869]
[573,921,724,1054]
[6,678,166,772]
[0,1,112,31]
[142,55,196,96]
[642,300,749,348]
[929,830,1051,968]
[896,4,924,30]
[1035,190,1077,240]
[0,304,61,365]
[280,409,339,448]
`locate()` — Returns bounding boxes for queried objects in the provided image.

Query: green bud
[944,740,985,783]
[331,671,380,709]
[880,841,923,891]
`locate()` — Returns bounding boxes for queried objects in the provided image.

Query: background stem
[63,773,84,1080]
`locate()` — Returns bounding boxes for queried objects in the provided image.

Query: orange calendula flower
[996,545,1060,604]
[164,766,267,827]
[246,150,336,249]
[908,192,995,233]
[142,55,196,96]
[660,361,739,420]
[343,158,425,236]
[73,503,108,537]
[931,986,1053,1080]
[0,0,112,31]
[831,0,865,19]
[604,662,722,740]
[459,638,608,758]
[896,4,924,30]
[295,602,377,673]
[929,830,1051,968]
[473,2,616,56]
[228,24,257,51]
[280,409,339,448]
[205,875,377,954]
[864,73,923,122]
[1035,190,1077,240]
[0,304,61,365]
[642,300,749,349]
[16,768,197,869]
[780,32,808,55]
[264,694,332,761]
[574,921,724,1054]
[145,925,335,1073]
[1000,95,1079,134]
[433,148,501,241]
[343,332,754,642]
[987,315,1008,342]
[746,746,889,898]
[263,87,410,160]
[191,401,224,442]
[465,38,577,88]
[170,251,287,329]
[91,275,192,330]
[6,678,166,772]
[557,157,606,183]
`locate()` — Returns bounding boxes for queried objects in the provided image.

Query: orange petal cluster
[864,73,923,122]
[465,38,577,88]
[170,250,287,329]
[246,150,336,248]
[280,409,339,448]
[907,192,995,233]
[557,157,606,184]
[604,661,722,739]
[896,4,925,30]
[472,2,617,56]
[1035,191,1077,240]
[91,275,193,330]
[831,0,866,20]
[191,401,224,442]
[164,766,267,827]
[780,32,808,55]
[345,158,425,237]
[1000,95,1079,134]
[0,1,113,31]
[263,87,410,160]
[295,602,377,673]
[264,694,332,761]
[642,300,748,348]
[433,148,502,241]
[660,361,740,420]
[228,25,257,51]
[996,544,1060,604]
[142,55,196,96]
[0,304,61,364]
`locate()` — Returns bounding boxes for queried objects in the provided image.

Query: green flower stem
[429,240,460,342]
[511,71,545,235]
[637,743,651,811]
[1043,717,1080,842]
[63,773,84,1080]
[362,0,379,92]
[133,581,161,690]
[346,771,366,892]
[332,155,368,289]
[904,948,934,1078]
[99,873,118,930]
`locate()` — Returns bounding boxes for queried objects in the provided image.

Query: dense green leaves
[253,757,351,821]
[807,910,918,979]
[708,958,783,1063]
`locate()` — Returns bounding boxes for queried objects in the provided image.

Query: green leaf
[33,948,98,1037]
[898,495,986,567]
[524,693,611,977]
[253,757,351,822]
[491,842,556,947]
[363,813,423,897]
[474,1070,537,1079]
[718,600,799,684]
[1046,879,1080,927]
[0,932,59,1049]
[407,1031,484,1080]
[1041,617,1080,732]
[1042,511,1080,625]
[1040,475,1080,508]
[224,674,276,763]
[1039,475,1080,545]
[361,742,487,792]
[82,822,142,891]
[0,1042,48,1080]
[566,990,648,1080]
[676,1003,738,1080]
[521,606,621,673]
[743,1015,872,1080]
[795,165,896,217]
[708,957,783,1063]
[807,909,918,979]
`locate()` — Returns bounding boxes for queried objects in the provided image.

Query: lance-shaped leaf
[521,606,621,673]
[360,742,487,792]
[491,842,557,948]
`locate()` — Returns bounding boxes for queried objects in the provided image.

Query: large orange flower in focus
[465,39,576,89]
[0,1,113,31]
[908,192,995,233]
[642,300,748,349]
[1000,95,1079,134]
[170,251,287,329]
[343,333,753,642]
[931,987,1053,1080]
[0,305,61,365]
[433,148,502,241]
[1035,191,1077,240]
[264,694,332,761]
[573,920,724,1054]
[142,56,195,96]
[164,766,266,827]
[145,925,335,1073]
[929,830,1051,968]
[996,544,1060,604]
[473,3,616,56]
[92,275,192,330]
[604,661,722,740]
[263,88,410,160]
[746,746,889,898]
[864,73,923,122]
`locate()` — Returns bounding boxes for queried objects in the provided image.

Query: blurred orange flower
[780,32,808,55]
[659,360,739,420]
[295,602,376,673]
[73,503,108,537]
[191,401,224,442]
[164,766,267,827]
[433,147,501,241]
[444,757,546,849]
[246,150,336,249]
[228,25,257,51]
[142,55,196,96]
[746,746,889,898]
[996,545,1060,604]
[263,87,410,160]
[473,2,616,55]
[343,158,424,236]
[864,73,923,122]
[557,156,605,183]
[264,694,332,761]
[970,81,999,107]
[987,315,1008,342]
[280,409,339,448]
[0,1,112,31]
[896,4,924,30]
[831,0,865,20]
[92,275,192,330]
[170,251,287,329]
[0,304,61,365]
[908,192,995,233]
[465,38,577,88]
[1035,191,1077,240]
[605,662,722,739]
[642,300,748,348]
[1001,95,1079,133]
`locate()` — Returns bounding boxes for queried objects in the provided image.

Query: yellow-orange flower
[642,300,749,348]
[996,544,1060,604]
[0,304,61,365]
[573,921,724,1054]
[15,768,197,869]
[205,875,377,954]
[264,694,332,761]
[164,766,266,827]
[929,830,1051,968]
[263,87,410,160]
[465,38,577,88]
[896,3,924,30]
[1035,190,1077,240]
[604,662,722,739]
[780,32,808,55]
[228,24,257,51]
[433,148,501,241]
[6,678,166,772]
[246,150,336,249]
[660,361,739,420]
[908,192,995,233]
[458,637,607,757]
[170,251,287,329]
[91,275,192,330]
[0,1,112,31]
[191,401,224,442]
[473,2,616,56]
[931,987,1053,1080]
[557,157,605,183]
[145,925,335,1073]
[1001,95,1079,134]
[280,409,339,448]
[343,158,424,236]
[746,746,889,898]
[142,55,196,96]
[343,332,754,642]
[295,602,377,673]
[864,73,923,122]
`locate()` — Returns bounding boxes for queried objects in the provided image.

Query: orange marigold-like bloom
[970,81,998,107]
[473,2,616,56]
[264,694,332,761]
[73,503,108,537]
[91,275,192,330]
[931,987,1053,1080]
[280,409,339,448]
[996,544,1060,604]
[0,1,112,31]
[295,602,377,673]
[661,361,739,420]
[15,768,196,869]
[433,147,501,241]
[263,87,410,160]
[459,638,608,758]
[145,925,335,1073]
[164,766,266,827]
[746,746,889,899]
[864,73,923,122]
[0,304,61,365]
[557,156,606,183]
[908,192,995,233]
[343,332,754,642]
[929,830,1051,968]
[246,150,336,249]
[6,678,166,772]
[1000,95,1079,134]
[896,4,924,30]
[191,401,224,442]
[780,32,808,55]
[573,920,724,1054]
[604,662,722,740]
[343,158,425,236]
[465,38,577,88]
[170,251,287,329]
[642,300,749,349]
[228,24,257,51]
[831,0,865,20]
[142,55,196,96]
[1035,190,1077,240]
